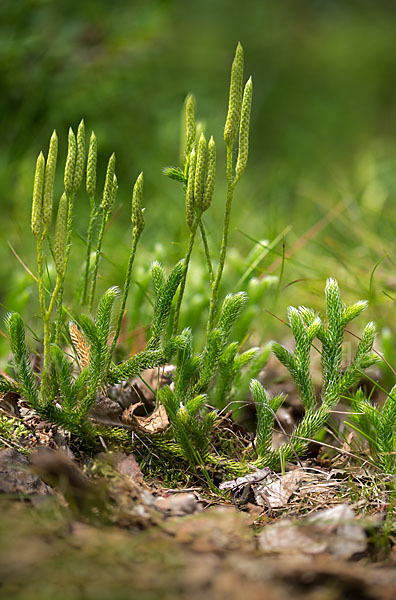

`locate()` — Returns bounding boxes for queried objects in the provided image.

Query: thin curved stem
[88,211,108,312]
[82,198,97,305]
[36,237,48,402]
[207,145,235,333]
[38,243,62,402]
[199,220,213,283]
[55,192,75,344]
[108,232,139,364]
[173,217,200,335]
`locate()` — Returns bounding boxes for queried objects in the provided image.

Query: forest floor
[1,365,396,600]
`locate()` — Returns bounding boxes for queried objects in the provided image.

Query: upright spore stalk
[31,130,62,400]
[55,120,85,343]
[109,172,145,361]
[207,42,252,333]
[88,153,116,312]
[173,132,212,334]
[82,131,98,305]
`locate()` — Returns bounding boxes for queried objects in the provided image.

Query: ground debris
[31,447,104,514]
[122,401,169,433]
[0,448,54,497]
[254,468,312,508]
[0,390,20,416]
[258,503,367,559]
[114,451,144,483]
[109,366,174,411]
[155,491,203,516]
[219,467,271,491]
[164,505,255,553]
[1,472,396,600]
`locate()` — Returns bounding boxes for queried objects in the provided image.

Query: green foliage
[2,40,389,485]
[147,260,184,348]
[0,415,29,449]
[254,278,378,469]
[4,312,40,411]
[3,118,186,440]
[166,42,252,336]
[4,268,180,441]
[250,379,284,457]
[160,385,216,467]
[348,388,396,474]
[158,289,260,467]
[0,376,19,395]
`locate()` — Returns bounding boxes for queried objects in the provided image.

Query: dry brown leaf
[258,503,367,559]
[122,402,169,434]
[254,469,309,508]
[219,468,271,491]
[219,468,271,506]
[0,392,20,415]
[155,492,202,516]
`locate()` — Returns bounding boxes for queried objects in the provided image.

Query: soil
[1,364,395,600]
[1,444,396,600]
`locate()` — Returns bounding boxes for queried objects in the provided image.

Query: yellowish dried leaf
[69,322,90,369]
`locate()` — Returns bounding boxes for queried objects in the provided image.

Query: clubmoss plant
[56,120,85,343]
[1,120,185,444]
[172,132,216,334]
[0,45,382,482]
[31,130,60,400]
[109,172,145,361]
[208,43,251,332]
[164,43,252,337]
[348,388,396,474]
[251,279,378,469]
[3,259,182,442]
[81,131,98,306]
[158,291,259,469]
[88,152,116,312]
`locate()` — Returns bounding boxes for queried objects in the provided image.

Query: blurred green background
[1,0,396,369]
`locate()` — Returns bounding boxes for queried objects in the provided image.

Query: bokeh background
[2,0,396,372]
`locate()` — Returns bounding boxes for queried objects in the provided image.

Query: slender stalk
[42,276,63,396]
[41,318,51,401]
[38,236,62,401]
[36,238,48,402]
[108,233,139,362]
[47,275,62,318]
[207,145,235,332]
[36,239,47,334]
[88,211,107,312]
[55,284,64,345]
[81,199,97,305]
[55,192,75,343]
[173,217,200,335]
[199,220,213,282]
